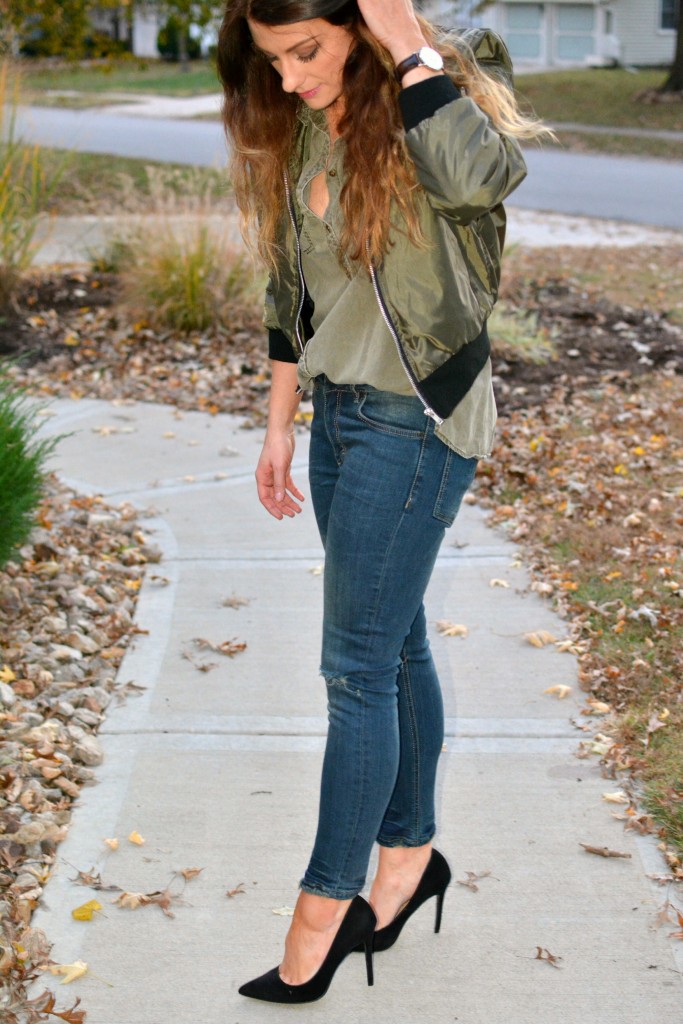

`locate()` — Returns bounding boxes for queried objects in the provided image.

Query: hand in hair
[356,0,427,63]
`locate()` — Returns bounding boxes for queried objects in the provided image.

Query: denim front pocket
[356,388,427,439]
[432,449,478,526]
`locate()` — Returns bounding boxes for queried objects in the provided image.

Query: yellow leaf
[272,906,295,916]
[49,960,88,984]
[308,565,324,576]
[124,579,141,591]
[62,331,80,347]
[602,791,629,804]
[128,830,145,845]
[435,620,469,638]
[489,579,510,589]
[72,899,102,921]
[524,631,557,648]
[544,685,572,700]
[103,837,119,850]
[0,664,16,683]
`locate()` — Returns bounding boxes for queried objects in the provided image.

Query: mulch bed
[1,270,681,421]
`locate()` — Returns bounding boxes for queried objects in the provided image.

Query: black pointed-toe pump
[360,847,452,954]
[238,894,376,1004]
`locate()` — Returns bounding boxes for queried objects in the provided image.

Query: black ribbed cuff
[397,74,462,132]
[268,328,298,363]
[399,75,462,132]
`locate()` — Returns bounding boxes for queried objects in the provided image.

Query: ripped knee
[320,670,362,696]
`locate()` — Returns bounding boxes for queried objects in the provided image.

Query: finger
[285,475,305,502]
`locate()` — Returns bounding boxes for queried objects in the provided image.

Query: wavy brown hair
[218,1,548,269]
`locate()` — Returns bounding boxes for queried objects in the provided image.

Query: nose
[280,58,306,94]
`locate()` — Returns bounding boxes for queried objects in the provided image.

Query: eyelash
[265,45,319,65]
[298,46,319,63]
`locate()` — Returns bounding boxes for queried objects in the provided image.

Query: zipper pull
[424,407,444,426]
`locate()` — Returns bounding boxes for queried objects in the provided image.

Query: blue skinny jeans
[300,377,477,900]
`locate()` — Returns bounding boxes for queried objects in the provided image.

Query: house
[423,1,678,69]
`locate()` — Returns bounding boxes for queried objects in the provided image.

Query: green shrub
[0,371,60,568]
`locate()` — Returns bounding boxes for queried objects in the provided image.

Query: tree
[660,4,683,93]
[151,1,217,69]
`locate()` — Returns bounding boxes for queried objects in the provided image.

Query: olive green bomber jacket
[264,30,528,423]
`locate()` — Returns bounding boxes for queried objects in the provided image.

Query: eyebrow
[255,37,319,58]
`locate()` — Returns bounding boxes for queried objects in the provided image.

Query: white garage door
[505,3,545,61]
[554,4,596,62]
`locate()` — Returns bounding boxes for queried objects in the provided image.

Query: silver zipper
[367,251,444,426]
[283,171,306,357]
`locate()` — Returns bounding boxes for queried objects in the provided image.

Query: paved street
[15,102,683,229]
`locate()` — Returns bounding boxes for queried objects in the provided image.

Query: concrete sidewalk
[31,210,683,268]
[30,396,682,1024]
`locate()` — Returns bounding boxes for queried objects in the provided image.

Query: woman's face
[248,17,354,112]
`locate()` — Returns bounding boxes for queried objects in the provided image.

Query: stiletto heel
[356,848,452,954]
[434,888,446,933]
[364,938,374,986]
[238,895,376,1004]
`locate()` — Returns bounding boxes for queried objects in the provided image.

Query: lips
[298,86,320,100]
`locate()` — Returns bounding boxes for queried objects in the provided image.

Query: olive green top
[295,119,497,459]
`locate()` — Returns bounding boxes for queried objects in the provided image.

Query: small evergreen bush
[0,371,60,568]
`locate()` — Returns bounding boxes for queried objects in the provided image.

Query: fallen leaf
[49,960,89,984]
[26,992,86,1023]
[180,867,204,881]
[456,870,493,892]
[524,631,557,648]
[104,837,119,850]
[579,843,632,859]
[309,565,323,576]
[222,594,251,609]
[0,664,16,683]
[272,906,295,916]
[489,578,510,588]
[584,698,612,715]
[436,620,469,638]
[114,891,148,910]
[602,791,630,804]
[534,947,562,969]
[227,882,246,898]
[71,899,103,921]
[544,684,572,700]
[128,830,146,845]
[191,637,247,657]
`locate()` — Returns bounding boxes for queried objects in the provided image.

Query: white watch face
[418,46,444,72]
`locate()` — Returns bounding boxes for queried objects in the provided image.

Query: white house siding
[132,11,162,58]
[484,0,676,67]
[614,0,677,65]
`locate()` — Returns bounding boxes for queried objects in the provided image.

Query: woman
[218,0,545,1004]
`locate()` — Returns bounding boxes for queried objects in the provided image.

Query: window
[505,3,544,60]
[661,0,680,31]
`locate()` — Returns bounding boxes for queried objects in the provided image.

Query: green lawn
[33,149,230,214]
[516,68,683,132]
[19,58,220,97]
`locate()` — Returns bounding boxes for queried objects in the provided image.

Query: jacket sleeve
[399,76,527,224]
[264,276,298,363]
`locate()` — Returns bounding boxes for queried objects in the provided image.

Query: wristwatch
[394,46,444,82]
